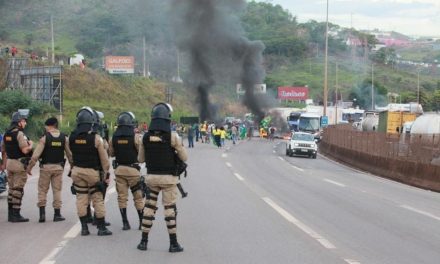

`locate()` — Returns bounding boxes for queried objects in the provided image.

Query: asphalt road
[1,137,440,264]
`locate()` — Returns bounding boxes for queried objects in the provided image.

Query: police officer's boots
[86,205,93,224]
[79,216,90,236]
[8,202,13,222]
[39,206,45,223]
[96,218,112,236]
[137,209,143,230]
[169,233,184,253]
[120,208,130,230]
[53,209,65,222]
[137,232,148,251]
[11,208,29,223]
[92,213,111,226]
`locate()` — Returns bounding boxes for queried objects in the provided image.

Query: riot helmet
[76,106,96,125]
[11,109,29,123]
[117,112,136,126]
[151,103,173,120]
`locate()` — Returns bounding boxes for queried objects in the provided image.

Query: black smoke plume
[171,0,270,122]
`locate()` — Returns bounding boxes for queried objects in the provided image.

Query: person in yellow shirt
[213,126,221,148]
[220,127,227,147]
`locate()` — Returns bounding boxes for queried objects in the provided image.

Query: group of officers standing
[0,102,187,252]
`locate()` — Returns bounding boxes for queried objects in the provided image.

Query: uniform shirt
[27,129,73,171]
[1,129,31,170]
[109,132,142,176]
[108,132,142,158]
[69,134,110,175]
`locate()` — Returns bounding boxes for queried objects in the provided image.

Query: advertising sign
[277,87,309,100]
[105,56,135,74]
[236,84,267,95]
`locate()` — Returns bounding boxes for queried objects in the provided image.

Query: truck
[298,113,322,141]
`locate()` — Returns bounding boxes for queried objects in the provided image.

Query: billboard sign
[236,84,267,95]
[105,56,135,74]
[277,86,309,100]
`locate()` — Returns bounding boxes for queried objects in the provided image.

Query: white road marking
[400,205,440,221]
[262,197,336,249]
[234,173,245,181]
[291,165,304,172]
[40,186,116,264]
[278,157,285,161]
[273,150,276,153]
[323,179,346,187]
[64,223,81,239]
[226,162,232,168]
[221,153,228,158]
[344,259,362,264]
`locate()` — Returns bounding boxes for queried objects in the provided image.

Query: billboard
[105,56,135,74]
[278,86,309,100]
[236,83,266,95]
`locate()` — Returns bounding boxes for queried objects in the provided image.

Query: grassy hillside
[61,67,197,129]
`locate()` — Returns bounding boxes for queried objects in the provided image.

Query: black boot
[39,206,45,223]
[93,213,110,226]
[79,216,90,236]
[169,233,184,253]
[53,209,65,222]
[86,205,93,224]
[119,208,130,230]
[137,209,143,230]
[97,218,112,236]
[137,232,148,251]
[11,208,29,223]
[7,203,12,222]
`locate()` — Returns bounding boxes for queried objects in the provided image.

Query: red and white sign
[277,86,309,100]
[105,56,135,74]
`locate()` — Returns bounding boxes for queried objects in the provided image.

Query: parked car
[286,132,318,159]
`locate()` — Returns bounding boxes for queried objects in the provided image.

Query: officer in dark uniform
[1,110,33,222]
[26,117,73,222]
[108,112,144,230]
[137,103,187,252]
[69,107,112,236]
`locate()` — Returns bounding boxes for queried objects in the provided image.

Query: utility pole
[417,68,420,105]
[177,49,181,82]
[323,0,329,116]
[335,62,338,124]
[51,15,55,64]
[371,63,374,110]
[143,36,146,77]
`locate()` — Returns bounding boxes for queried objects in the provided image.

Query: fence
[320,125,440,191]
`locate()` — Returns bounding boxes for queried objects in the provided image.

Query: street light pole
[417,68,420,104]
[323,0,329,116]
[371,62,374,110]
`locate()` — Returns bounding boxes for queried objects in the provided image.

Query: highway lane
[1,137,440,263]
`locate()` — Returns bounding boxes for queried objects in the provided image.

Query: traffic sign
[321,116,329,127]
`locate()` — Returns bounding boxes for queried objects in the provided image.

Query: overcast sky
[257,0,440,37]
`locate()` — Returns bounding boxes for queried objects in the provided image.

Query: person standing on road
[231,124,238,145]
[26,117,73,223]
[187,124,194,148]
[69,107,112,236]
[108,111,144,231]
[137,102,187,253]
[1,110,33,222]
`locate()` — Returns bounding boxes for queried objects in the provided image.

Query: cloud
[261,0,440,36]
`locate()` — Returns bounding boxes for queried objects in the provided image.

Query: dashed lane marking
[323,179,346,187]
[344,259,362,264]
[221,153,228,158]
[400,205,440,222]
[291,165,304,172]
[226,162,232,168]
[262,197,336,249]
[234,173,245,181]
[278,157,285,161]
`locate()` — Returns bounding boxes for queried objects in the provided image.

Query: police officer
[69,107,112,236]
[1,110,33,222]
[137,103,187,252]
[109,112,144,230]
[26,117,73,223]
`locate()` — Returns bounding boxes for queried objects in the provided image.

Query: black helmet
[11,109,29,123]
[117,112,136,126]
[76,107,96,125]
[151,103,173,120]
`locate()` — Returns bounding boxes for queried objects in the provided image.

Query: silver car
[286,132,318,159]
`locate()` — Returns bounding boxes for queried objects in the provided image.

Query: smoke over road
[171,0,270,122]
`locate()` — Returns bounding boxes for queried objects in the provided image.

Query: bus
[298,113,322,141]
[287,112,302,131]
